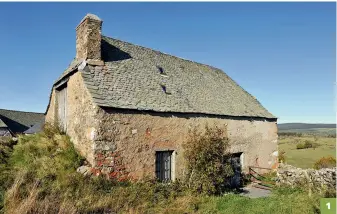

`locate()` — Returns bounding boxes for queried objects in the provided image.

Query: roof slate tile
[96,36,275,118]
[52,35,276,119]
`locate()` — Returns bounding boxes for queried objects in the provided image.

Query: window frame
[155,150,174,182]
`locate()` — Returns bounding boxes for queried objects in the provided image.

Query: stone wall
[46,70,278,181]
[45,90,56,125]
[277,164,336,191]
[65,72,100,164]
[46,72,100,165]
[93,108,278,180]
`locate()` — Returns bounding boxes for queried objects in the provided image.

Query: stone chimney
[76,14,102,60]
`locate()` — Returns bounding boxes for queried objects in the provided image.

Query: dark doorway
[229,152,243,188]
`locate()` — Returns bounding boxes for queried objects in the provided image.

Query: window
[155,151,173,182]
[157,66,167,76]
[160,84,171,95]
[160,84,167,93]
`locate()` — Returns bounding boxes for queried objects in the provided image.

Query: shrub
[278,132,302,137]
[42,123,63,138]
[327,134,336,138]
[278,150,286,163]
[313,156,336,169]
[303,140,313,148]
[183,124,233,195]
[296,140,317,150]
[2,128,195,214]
[296,143,305,149]
[0,137,16,212]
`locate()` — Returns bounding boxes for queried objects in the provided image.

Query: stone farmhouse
[0,109,45,137]
[45,14,278,182]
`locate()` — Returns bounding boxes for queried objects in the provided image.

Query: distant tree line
[278,132,336,138]
[278,132,303,137]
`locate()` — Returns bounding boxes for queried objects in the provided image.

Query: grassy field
[196,189,321,214]
[278,135,336,168]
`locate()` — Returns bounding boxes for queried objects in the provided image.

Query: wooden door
[57,86,67,131]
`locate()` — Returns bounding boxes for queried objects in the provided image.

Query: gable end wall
[46,71,99,164]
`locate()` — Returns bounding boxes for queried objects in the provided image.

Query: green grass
[0,137,16,212]
[197,188,320,214]
[278,135,336,168]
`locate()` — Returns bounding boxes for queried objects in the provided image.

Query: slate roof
[0,118,7,128]
[0,109,45,134]
[50,35,276,119]
[24,123,43,134]
[75,36,276,119]
[55,59,83,85]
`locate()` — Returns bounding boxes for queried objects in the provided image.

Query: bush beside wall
[314,157,336,169]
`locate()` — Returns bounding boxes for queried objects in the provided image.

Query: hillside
[278,123,336,136]
[278,123,336,130]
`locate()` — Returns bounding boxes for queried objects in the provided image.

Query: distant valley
[278,123,336,136]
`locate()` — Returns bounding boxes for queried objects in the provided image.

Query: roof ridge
[0,108,44,115]
[102,35,223,72]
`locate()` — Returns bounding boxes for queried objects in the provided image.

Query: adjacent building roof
[78,36,276,119]
[24,123,43,134]
[0,118,7,128]
[0,109,45,134]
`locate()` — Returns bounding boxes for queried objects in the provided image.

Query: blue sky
[0,2,335,123]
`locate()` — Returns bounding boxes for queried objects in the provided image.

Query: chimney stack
[76,14,102,60]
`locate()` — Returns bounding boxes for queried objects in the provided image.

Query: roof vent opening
[157,66,167,76]
[160,84,171,95]
[161,84,166,93]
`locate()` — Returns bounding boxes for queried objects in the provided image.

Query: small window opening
[155,151,173,182]
[160,85,171,95]
[161,85,167,93]
[157,66,167,75]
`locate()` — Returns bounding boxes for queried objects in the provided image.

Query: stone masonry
[92,108,278,180]
[277,163,336,192]
[76,14,102,60]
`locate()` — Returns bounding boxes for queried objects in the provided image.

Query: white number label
[326,202,330,210]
